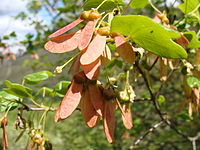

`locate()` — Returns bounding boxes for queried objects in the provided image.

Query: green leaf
[183,31,200,48]
[187,76,200,89]
[0,91,19,112]
[160,25,181,39]
[0,91,19,100]
[157,95,166,105]
[178,0,199,14]
[4,80,32,98]
[111,15,188,59]
[36,87,53,96]
[83,0,124,12]
[55,81,71,95]
[130,0,148,9]
[24,71,54,85]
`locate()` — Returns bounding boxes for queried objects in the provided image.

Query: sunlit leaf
[4,80,32,98]
[130,0,148,9]
[183,31,200,48]
[187,76,200,90]
[111,15,188,59]
[83,0,124,12]
[178,0,199,14]
[24,71,54,85]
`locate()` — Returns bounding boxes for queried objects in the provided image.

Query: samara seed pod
[73,71,87,84]
[97,27,110,36]
[80,10,91,21]
[89,10,101,20]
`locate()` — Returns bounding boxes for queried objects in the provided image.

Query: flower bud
[54,66,63,74]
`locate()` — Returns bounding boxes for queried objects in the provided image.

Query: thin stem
[96,0,108,10]
[135,61,154,97]
[38,109,48,129]
[4,103,14,117]
[54,53,80,74]
[122,0,134,15]
[188,4,200,15]
[135,60,188,140]
[148,56,159,71]
[134,121,164,146]
[96,12,110,29]
[148,0,162,14]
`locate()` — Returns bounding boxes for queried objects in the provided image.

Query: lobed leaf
[183,31,200,48]
[111,15,188,59]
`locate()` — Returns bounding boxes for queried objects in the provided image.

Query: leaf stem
[54,52,80,73]
[122,0,134,15]
[148,0,162,14]
[96,0,108,10]
[4,103,14,117]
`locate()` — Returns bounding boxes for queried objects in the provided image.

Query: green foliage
[0,91,19,112]
[4,80,32,98]
[83,0,124,12]
[183,31,200,48]
[24,71,54,85]
[187,76,200,90]
[1,0,200,149]
[130,0,148,9]
[111,15,188,59]
[55,81,71,96]
[178,0,199,14]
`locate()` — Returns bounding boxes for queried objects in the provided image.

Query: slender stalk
[96,0,108,10]
[148,0,162,14]
[122,0,134,15]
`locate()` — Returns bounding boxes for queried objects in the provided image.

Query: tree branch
[128,121,164,150]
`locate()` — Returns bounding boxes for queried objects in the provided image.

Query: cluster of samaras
[44,9,135,143]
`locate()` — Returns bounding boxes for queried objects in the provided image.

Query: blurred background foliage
[0,0,200,150]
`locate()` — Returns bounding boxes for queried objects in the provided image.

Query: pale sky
[0,0,181,53]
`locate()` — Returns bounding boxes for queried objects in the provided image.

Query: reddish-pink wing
[80,34,106,65]
[78,19,98,50]
[82,58,101,80]
[49,18,83,38]
[80,89,99,128]
[103,100,116,144]
[45,31,80,53]
[55,106,61,122]
[114,35,135,64]
[88,84,104,116]
[68,54,81,75]
[116,100,133,129]
[57,80,83,119]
